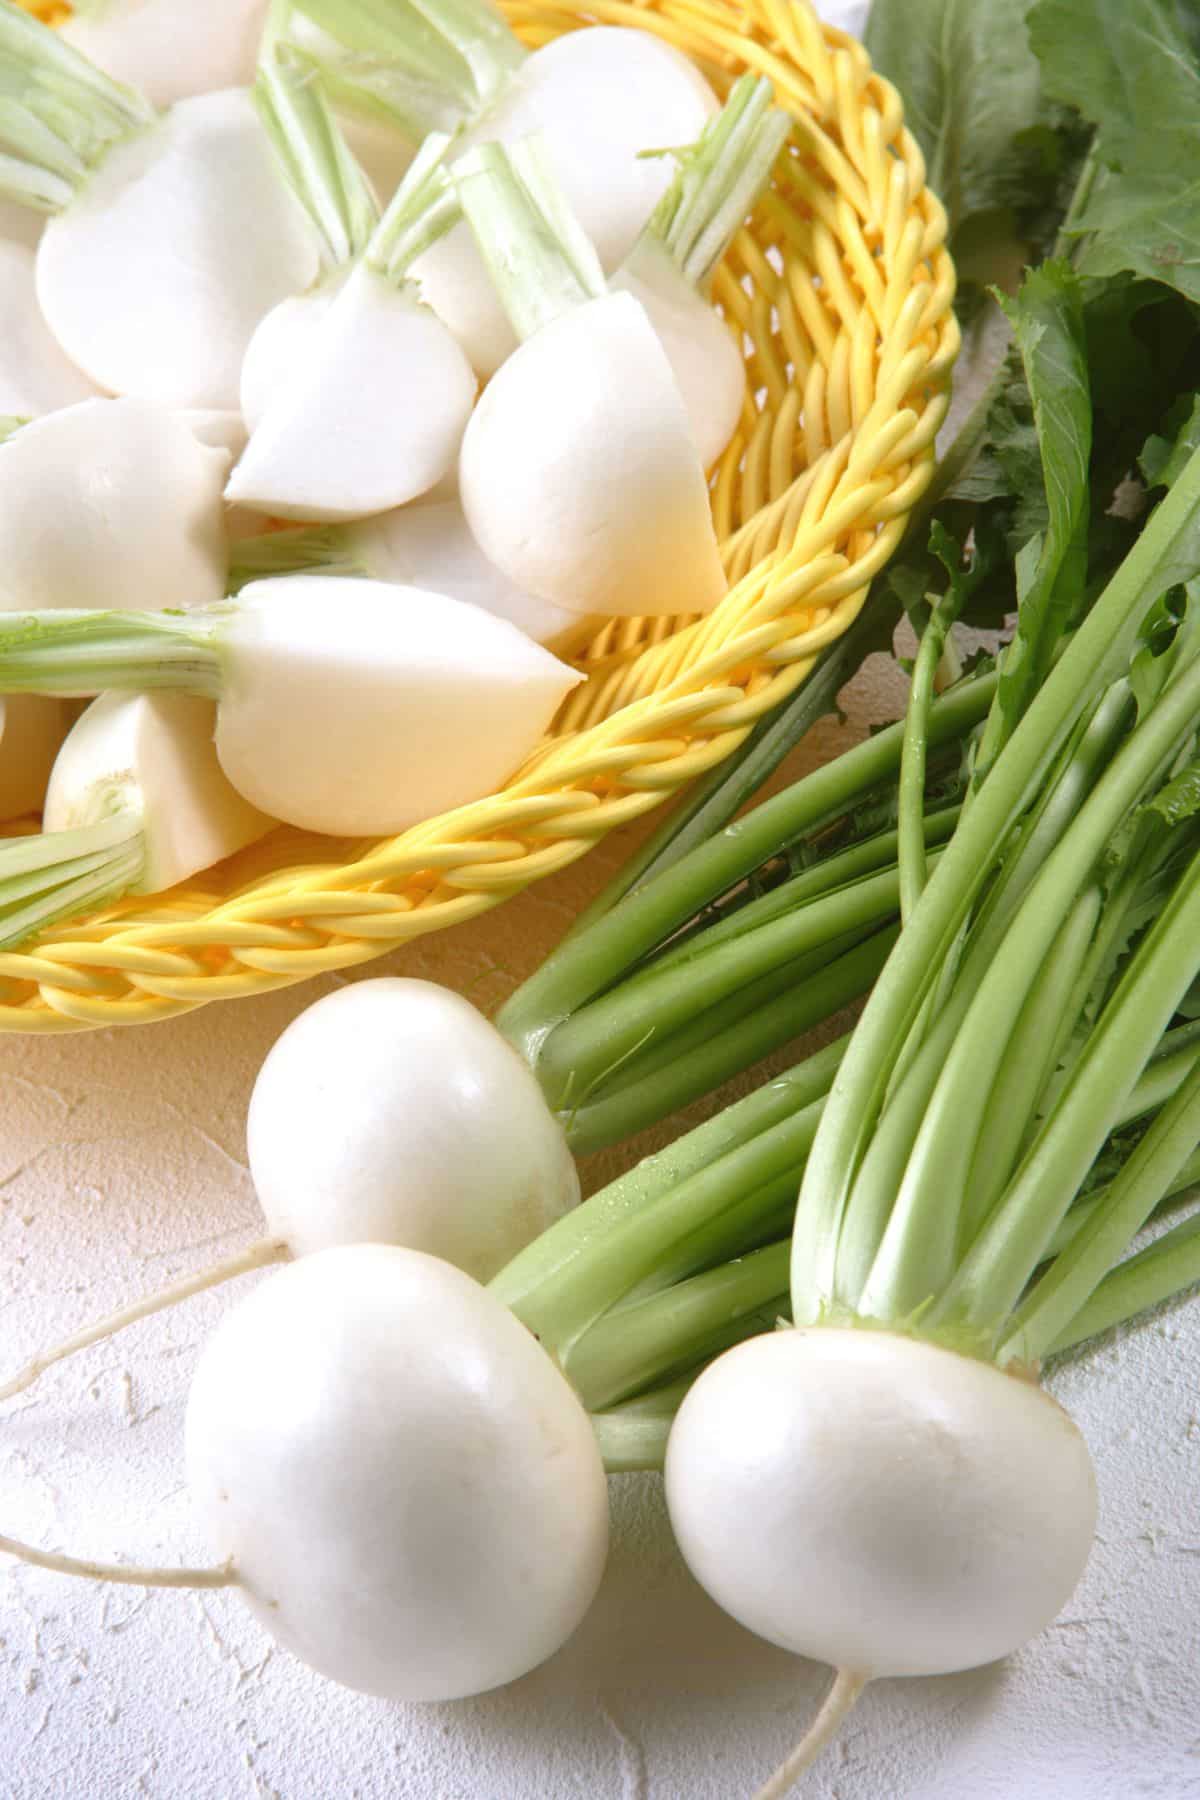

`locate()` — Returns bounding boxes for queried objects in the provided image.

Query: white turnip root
[60,0,272,107]
[185,1245,610,1699]
[229,130,475,520]
[0,399,230,612]
[0,241,97,418]
[456,142,726,619]
[665,1327,1098,1789]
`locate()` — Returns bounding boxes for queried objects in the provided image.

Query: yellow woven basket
[6,0,957,1032]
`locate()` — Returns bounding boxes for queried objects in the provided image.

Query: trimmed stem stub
[456,138,605,341]
[0,3,154,212]
[0,607,225,698]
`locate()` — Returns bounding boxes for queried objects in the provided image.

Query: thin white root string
[752,1667,870,1800]
[0,1238,290,1402]
[0,1533,238,1590]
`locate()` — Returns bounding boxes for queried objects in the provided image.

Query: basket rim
[0,0,959,1031]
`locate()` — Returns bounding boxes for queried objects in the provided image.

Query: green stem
[1049,1207,1200,1355]
[789,443,1200,1327]
[1043,1146,1200,1261]
[565,1241,789,1411]
[0,3,154,212]
[637,74,788,291]
[366,130,460,284]
[0,813,145,948]
[591,1376,693,1473]
[898,594,963,923]
[1003,1055,1200,1363]
[562,926,894,1154]
[863,652,1200,1323]
[228,525,364,590]
[497,671,998,1071]
[491,1059,838,1356]
[455,138,605,341]
[959,887,1103,1240]
[0,609,224,699]
[291,0,523,137]
[564,599,903,936]
[254,37,379,270]
[936,842,1200,1339]
[538,861,918,1109]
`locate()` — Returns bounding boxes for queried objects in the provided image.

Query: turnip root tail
[0,1533,238,1590]
[0,1238,289,1403]
[752,1669,869,1800]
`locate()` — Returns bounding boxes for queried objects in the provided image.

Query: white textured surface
[2,651,1199,1800]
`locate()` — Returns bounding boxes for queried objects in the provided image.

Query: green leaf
[1029,0,1200,302]
[865,0,1061,263]
[976,261,1092,768]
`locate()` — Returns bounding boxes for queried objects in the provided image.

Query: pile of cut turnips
[0,0,788,945]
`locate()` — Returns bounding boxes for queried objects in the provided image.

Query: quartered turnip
[0,690,273,955]
[229,130,475,520]
[0,241,97,418]
[0,7,321,408]
[0,399,230,612]
[456,141,726,617]
[0,575,583,834]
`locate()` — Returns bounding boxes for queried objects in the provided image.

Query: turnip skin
[185,1244,610,1700]
[247,978,581,1283]
[211,575,582,834]
[665,1327,1098,1679]
[36,90,321,411]
[459,291,726,619]
[0,399,230,614]
[60,0,271,108]
[0,241,97,418]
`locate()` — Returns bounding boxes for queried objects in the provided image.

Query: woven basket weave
[5,0,957,1032]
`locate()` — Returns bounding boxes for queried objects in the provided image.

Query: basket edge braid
[1,0,958,1031]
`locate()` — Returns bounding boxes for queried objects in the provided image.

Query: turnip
[0,4,321,408]
[0,696,68,822]
[0,976,578,1401]
[3,1246,609,1699]
[456,141,726,618]
[610,75,788,470]
[0,241,97,418]
[0,399,230,612]
[231,498,596,652]
[0,574,583,833]
[59,0,271,107]
[289,0,718,376]
[0,690,272,958]
[229,126,476,520]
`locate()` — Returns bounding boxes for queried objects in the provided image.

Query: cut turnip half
[228,130,475,520]
[0,241,98,418]
[0,399,230,613]
[0,690,272,951]
[0,8,321,407]
[0,696,69,823]
[0,575,584,834]
[457,141,726,618]
[60,0,271,107]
